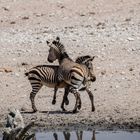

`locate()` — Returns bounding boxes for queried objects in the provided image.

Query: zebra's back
[26,65,67,88]
[57,59,89,89]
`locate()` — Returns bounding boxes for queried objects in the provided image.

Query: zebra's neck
[58,52,72,64]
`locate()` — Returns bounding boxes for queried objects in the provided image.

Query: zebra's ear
[46,40,50,45]
[87,56,95,62]
[56,36,60,42]
[92,56,95,60]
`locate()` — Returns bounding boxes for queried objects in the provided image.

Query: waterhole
[1,130,140,140]
[35,130,140,140]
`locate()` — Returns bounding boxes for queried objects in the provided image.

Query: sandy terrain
[0,0,140,132]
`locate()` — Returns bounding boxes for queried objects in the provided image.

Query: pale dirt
[0,0,140,132]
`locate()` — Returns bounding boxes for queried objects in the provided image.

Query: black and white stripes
[25,55,95,112]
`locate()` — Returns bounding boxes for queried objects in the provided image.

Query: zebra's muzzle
[47,57,53,63]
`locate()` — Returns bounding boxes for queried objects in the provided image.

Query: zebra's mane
[75,55,92,64]
[52,40,72,61]
[52,40,66,54]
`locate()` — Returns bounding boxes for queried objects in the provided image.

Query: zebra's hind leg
[30,92,37,112]
[64,96,69,105]
[77,95,82,110]
[71,89,81,113]
[52,87,58,105]
[86,88,95,112]
[30,84,42,112]
[72,92,80,113]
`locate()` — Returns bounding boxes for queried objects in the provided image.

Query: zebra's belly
[42,81,67,88]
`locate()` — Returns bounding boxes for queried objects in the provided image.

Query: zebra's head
[76,55,96,82]
[46,37,66,63]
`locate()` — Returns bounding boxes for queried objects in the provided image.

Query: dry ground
[0,0,140,131]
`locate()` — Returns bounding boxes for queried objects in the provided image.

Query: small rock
[88,32,94,35]
[89,12,95,15]
[125,18,131,22]
[60,6,65,9]
[97,22,106,29]
[4,68,12,73]
[0,68,12,73]
[35,13,45,17]
[115,85,119,88]
[21,62,28,66]
[2,7,9,11]
[97,22,105,27]
[6,84,9,87]
[22,16,29,20]
[101,70,106,75]
[127,37,134,41]
[15,73,20,77]
[111,39,115,42]
[10,21,16,24]
[129,68,134,71]
[79,14,86,17]
[120,71,125,75]
[20,107,26,112]
[132,48,136,51]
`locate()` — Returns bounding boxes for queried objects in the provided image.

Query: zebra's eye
[46,41,50,44]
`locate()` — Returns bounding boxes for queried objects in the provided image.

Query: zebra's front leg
[61,86,69,111]
[52,87,58,105]
[64,86,69,105]
[86,88,95,112]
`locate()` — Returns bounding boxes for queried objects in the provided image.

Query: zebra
[25,55,95,113]
[53,55,95,108]
[47,37,96,113]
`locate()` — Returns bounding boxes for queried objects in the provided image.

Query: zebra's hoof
[52,100,56,105]
[33,109,37,113]
[77,104,81,110]
[72,109,78,113]
[61,108,66,112]
[92,107,95,112]
[65,100,69,105]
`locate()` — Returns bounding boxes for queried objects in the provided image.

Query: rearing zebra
[25,55,95,113]
[47,37,96,113]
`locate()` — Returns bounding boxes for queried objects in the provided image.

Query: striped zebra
[47,37,96,113]
[25,55,95,113]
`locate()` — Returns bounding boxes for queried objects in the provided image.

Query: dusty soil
[0,0,140,132]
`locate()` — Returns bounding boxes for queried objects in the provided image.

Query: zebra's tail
[24,72,29,76]
[79,86,86,91]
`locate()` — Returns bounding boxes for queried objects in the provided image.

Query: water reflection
[52,131,95,140]
[76,131,95,140]
[62,132,71,140]
[36,130,95,140]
